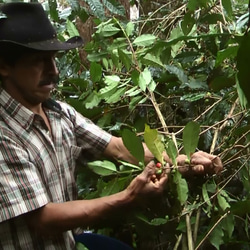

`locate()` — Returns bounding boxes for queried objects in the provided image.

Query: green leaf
[144,124,164,164]
[99,75,120,98]
[118,49,131,71]
[88,160,117,176]
[139,68,152,92]
[222,212,234,238]
[100,177,128,196]
[217,193,230,211]
[202,183,212,207]
[187,0,207,10]
[103,0,125,16]
[209,224,224,250]
[121,128,145,165]
[87,52,108,62]
[231,200,250,216]
[118,160,143,171]
[141,54,164,68]
[133,34,157,47]
[0,12,7,19]
[125,22,135,37]
[173,171,188,205]
[76,242,89,250]
[85,92,101,109]
[90,62,102,83]
[150,218,169,226]
[221,0,233,18]
[136,213,168,225]
[165,65,188,84]
[165,140,178,166]
[48,0,59,22]
[96,23,121,37]
[105,87,126,104]
[125,86,142,97]
[183,121,200,160]
[236,78,248,109]
[66,19,80,37]
[215,46,238,68]
[85,0,105,19]
[237,33,250,105]
[181,12,195,35]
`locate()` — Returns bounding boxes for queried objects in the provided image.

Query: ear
[0,58,11,77]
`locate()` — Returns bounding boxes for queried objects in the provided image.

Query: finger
[163,162,171,174]
[191,164,204,174]
[191,154,211,166]
[192,151,217,161]
[158,174,168,187]
[211,156,223,174]
[142,161,156,179]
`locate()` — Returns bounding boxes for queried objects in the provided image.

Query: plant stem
[194,211,230,249]
[193,208,201,245]
[186,213,194,250]
[149,91,169,133]
[173,234,182,250]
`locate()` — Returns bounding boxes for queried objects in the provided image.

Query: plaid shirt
[0,89,112,249]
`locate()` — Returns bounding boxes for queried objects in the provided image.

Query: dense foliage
[2,0,250,249]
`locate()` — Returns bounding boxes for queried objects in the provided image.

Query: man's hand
[126,161,169,201]
[176,151,223,177]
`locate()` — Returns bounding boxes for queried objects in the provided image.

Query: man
[0,2,223,249]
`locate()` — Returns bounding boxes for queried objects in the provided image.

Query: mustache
[39,76,60,86]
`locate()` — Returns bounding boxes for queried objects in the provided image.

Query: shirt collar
[0,88,62,129]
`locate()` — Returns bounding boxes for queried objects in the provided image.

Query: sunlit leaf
[66,19,80,37]
[165,140,178,166]
[125,21,135,36]
[85,92,101,109]
[88,160,117,176]
[133,34,157,46]
[139,68,152,92]
[144,124,164,164]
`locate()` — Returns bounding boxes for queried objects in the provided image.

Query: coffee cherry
[156,169,163,175]
[156,162,162,168]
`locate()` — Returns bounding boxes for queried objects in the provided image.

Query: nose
[47,57,59,76]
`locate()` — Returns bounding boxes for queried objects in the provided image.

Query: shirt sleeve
[60,102,112,158]
[0,128,49,222]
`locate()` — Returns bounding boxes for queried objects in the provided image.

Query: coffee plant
[2,0,249,249]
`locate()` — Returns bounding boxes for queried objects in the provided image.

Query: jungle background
[1,0,250,249]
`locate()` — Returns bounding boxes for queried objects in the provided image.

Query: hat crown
[0,3,56,44]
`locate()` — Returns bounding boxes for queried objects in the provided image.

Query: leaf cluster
[10,0,249,249]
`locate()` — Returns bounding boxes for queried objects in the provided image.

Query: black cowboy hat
[0,2,83,51]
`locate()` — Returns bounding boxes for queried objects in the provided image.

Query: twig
[194,211,230,250]
[149,91,169,133]
[186,213,194,250]
[173,234,182,250]
[193,208,201,245]
[210,98,239,154]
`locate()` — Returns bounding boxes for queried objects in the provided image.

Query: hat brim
[0,36,84,51]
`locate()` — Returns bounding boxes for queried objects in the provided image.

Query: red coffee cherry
[156,162,162,168]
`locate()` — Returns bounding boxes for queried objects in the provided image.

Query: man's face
[0,50,59,110]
